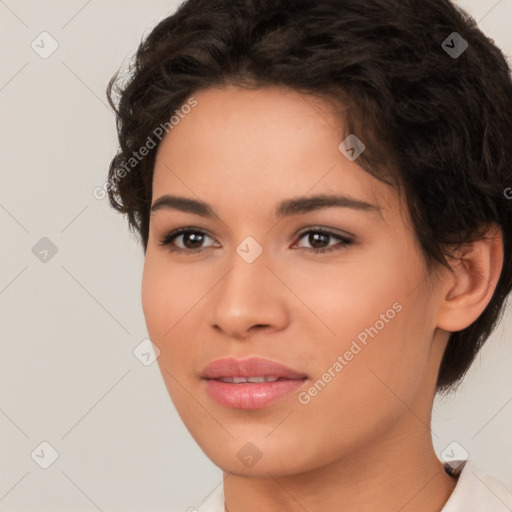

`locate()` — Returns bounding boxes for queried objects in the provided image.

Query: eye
[158,228,218,253]
[158,226,353,255]
[293,228,353,253]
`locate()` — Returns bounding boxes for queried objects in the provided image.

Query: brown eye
[159,228,218,253]
[294,228,353,253]
[307,231,330,249]
[177,231,206,249]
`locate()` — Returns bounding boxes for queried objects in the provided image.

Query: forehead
[152,85,397,215]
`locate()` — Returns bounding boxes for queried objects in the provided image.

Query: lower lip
[203,378,307,409]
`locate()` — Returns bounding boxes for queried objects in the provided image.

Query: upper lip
[201,357,308,380]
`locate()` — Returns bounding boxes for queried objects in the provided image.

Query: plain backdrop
[1,0,511,511]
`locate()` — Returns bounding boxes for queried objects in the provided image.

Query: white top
[197,460,512,512]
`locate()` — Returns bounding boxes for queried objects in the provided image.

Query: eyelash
[158,227,353,254]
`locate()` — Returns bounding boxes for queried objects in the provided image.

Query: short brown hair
[106,0,512,392]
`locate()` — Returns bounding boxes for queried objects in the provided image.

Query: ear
[436,224,504,332]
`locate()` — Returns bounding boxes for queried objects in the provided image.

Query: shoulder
[442,460,512,512]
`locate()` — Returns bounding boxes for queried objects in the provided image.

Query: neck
[223,420,457,512]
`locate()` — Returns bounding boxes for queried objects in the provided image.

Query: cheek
[290,305,433,463]
[281,248,409,349]
[141,256,203,413]
[288,248,434,407]
[141,255,202,375]
[142,254,195,338]
[141,260,168,341]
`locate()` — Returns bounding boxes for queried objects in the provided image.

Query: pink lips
[201,357,308,409]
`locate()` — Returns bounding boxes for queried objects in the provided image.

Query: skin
[141,85,503,512]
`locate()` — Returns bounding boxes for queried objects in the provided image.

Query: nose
[207,250,290,340]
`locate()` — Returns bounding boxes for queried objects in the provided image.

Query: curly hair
[106,0,512,393]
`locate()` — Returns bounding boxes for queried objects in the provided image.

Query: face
[141,85,447,476]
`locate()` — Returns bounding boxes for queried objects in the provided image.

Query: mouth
[201,357,308,409]
[214,376,290,383]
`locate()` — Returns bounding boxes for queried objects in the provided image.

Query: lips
[201,357,308,380]
[201,357,308,409]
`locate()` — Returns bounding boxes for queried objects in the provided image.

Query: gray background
[1,0,511,511]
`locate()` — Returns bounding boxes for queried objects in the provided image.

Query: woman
[106,0,512,510]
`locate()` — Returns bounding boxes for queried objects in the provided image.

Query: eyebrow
[150,193,379,219]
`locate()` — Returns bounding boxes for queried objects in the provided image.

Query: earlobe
[437,225,503,333]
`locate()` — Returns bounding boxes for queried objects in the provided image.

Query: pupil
[310,232,328,248]
[184,232,203,248]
